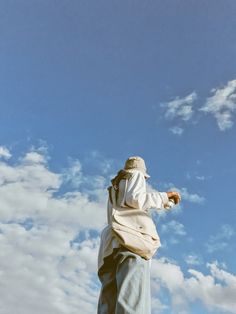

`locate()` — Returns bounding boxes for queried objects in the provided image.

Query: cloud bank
[0,146,107,314]
[151,258,236,313]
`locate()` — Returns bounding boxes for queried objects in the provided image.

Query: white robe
[97,169,169,270]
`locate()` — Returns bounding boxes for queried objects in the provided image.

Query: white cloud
[169,126,184,135]
[161,220,186,236]
[200,79,236,131]
[206,224,235,253]
[163,92,197,122]
[22,151,47,164]
[0,222,100,314]
[61,159,83,188]
[184,253,203,266]
[179,187,205,204]
[0,147,110,314]
[160,220,187,246]
[151,258,185,291]
[151,297,169,313]
[0,146,12,159]
[196,175,206,181]
[151,258,236,313]
[186,171,212,182]
[0,150,108,229]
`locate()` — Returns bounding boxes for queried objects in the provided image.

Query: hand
[167,191,181,204]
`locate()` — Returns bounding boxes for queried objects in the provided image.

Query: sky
[0,1,236,313]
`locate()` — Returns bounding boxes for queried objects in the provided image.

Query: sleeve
[124,171,169,210]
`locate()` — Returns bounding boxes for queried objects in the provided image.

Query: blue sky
[0,1,236,313]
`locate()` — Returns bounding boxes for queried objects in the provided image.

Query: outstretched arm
[124,171,181,210]
[124,171,169,210]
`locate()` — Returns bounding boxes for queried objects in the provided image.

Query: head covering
[124,156,150,178]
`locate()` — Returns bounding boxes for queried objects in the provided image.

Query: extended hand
[167,191,181,204]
